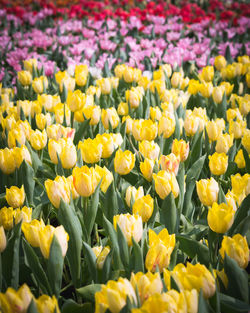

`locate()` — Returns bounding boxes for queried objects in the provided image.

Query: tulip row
[0,32,250,313]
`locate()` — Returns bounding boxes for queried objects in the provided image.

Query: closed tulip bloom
[78,138,102,164]
[48,139,63,164]
[140,158,155,182]
[214,55,227,70]
[96,246,111,269]
[14,206,32,225]
[130,272,163,304]
[206,119,225,142]
[125,186,144,208]
[0,207,14,230]
[35,113,51,130]
[39,225,69,259]
[82,105,101,125]
[150,106,162,121]
[234,149,246,169]
[96,133,115,159]
[207,203,235,233]
[94,165,113,193]
[159,153,180,176]
[114,64,127,79]
[242,129,250,154]
[113,213,143,246]
[0,284,33,313]
[36,295,60,313]
[171,72,183,88]
[45,176,71,208]
[66,175,80,200]
[0,148,16,174]
[132,119,158,141]
[24,58,37,72]
[212,86,224,104]
[125,88,141,109]
[219,234,249,269]
[171,139,189,162]
[139,140,160,160]
[229,119,246,139]
[101,108,120,130]
[209,152,228,175]
[133,194,154,222]
[32,76,48,94]
[18,70,32,86]
[96,78,112,94]
[114,149,135,175]
[158,113,176,138]
[0,226,6,252]
[60,139,77,169]
[200,66,214,82]
[183,289,198,313]
[75,64,88,86]
[199,82,213,98]
[196,177,219,206]
[67,89,85,112]
[22,219,45,247]
[72,166,97,197]
[6,185,25,208]
[215,133,234,154]
[30,129,47,150]
[153,170,179,199]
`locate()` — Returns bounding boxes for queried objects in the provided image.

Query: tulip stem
[60,281,73,293]
[71,111,74,128]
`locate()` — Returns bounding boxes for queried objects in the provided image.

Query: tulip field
[0,0,250,312]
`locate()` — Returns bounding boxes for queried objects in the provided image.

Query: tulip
[196,177,219,207]
[215,133,234,154]
[96,133,115,158]
[140,158,155,182]
[229,119,246,139]
[171,139,189,162]
[75,64,88,86]
[0,226,6,253]
[22,219,45,247]
[24,58,37,72]
[208,152,228,175]
[153,170,179,199]
[207,203,235,233]
[206,119,225,142]
[234,149,246,169]
[130,272,163,303]
[36,295,60,313]
[132,194,154,223]
[158,113,176,138]
[199,82,213,98]
[219,234,249,269]
[159,153,180,176]
[48,139,63,164]
[94,165,113,193]
[60,139,77,169]
[214,55,227,70]
[0,284,33,313]
[113,213,143,246]
[125,186,144,208]
[171,72,183,88]
[32,76,48,94]
[82,105,101,125]
[188,79,201,95]
[114,149,135,175]
[0,148,16,174]
[150,107,162,122]
[101,108,120,130]
[14,206,32,225]
[200,66,214,82]
[212,86,224,104]
[125,87,143,109]
[132,119,158,141]
[96,246,111,269]
[242,129,250,154]
[6,185,25,208]
[96,78,112,94]
[220,82,234,96]
[30,129,47,150]
[183,289,198,313]
[72,166,97,197]
[45,176,71,208]
[54,103,71,125]
[0,207,14,230]
[67,89,85,112]
[18,70,32,86]
[114,64,127,79]
[139,140,160,160]
[78,138,102,164]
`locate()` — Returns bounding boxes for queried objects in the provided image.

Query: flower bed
[0,1,249,313]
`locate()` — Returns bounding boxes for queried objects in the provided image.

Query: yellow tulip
[113,213,143,246]
[114,64,127,79]
[117,101,129,116]
[132,119,158,141]
[30,129,47,150]
[153,170,179,199]
[22,219,45,247]
[215,133,234,154]
[67,89,85,112]
[48,139,63,164]
[72,166,97,197]
[208,152,228,175]
[140,158,155,182]
[171,72,183,88]
[139,140,160,160]
[234,149,246,169]
[132,194,154,222]
[206,119,225,142]
[78,138,102,164]
[114,149,135,175]
[36,295,60,313]
[220,82,234,96]
[229,119,246,139]
[183,289,198,313]
[32,76,48,94]
[125,87,143,109]
[130,272,163,304]
[150,106,162,122]
[0,207,14,230]
[96,133,115,158]
[60,139,77,169]
[96,77,112,94]
[24,58,37,72]
[0,226,6,252]
[196,177,219,206]
[171,139,189,162]
[219,234,249,269]
[45,176,71,208]
[101,108,120,130]
[158,113,176,138]
[75,64,88,86]
[188,79,200,95]
[94,165,114,193]
[0,148,16,174]
[125,186,144,208]
[159,153,180,176]
[14,206,32,225]
[5,185,25,208]
[96,246,111,269]
[214,55,227,70]
[18,70,32,86]
[242,129,250,154]
[207,202,235,233]
[199,82,213,98]
[82,105,101,125]
[200,66,214,82]
[54,103,71,125]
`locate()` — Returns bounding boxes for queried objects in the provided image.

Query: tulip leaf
[25,140,43,173]
[22,239,52,295]
[188,130,203,168]
[82,241,97,283]
[219,293,250,313]
[228,194,250,236]
[170,276,180,292]
[62,300,94,313]
[117,224,129,269]
[102,215,121,270]
[218,184,227,204]
[58,201,83,287]
[85,180,101,241]
[104,181,118,222]
[131,237,144,273]
[242,146,250,173]
[20,161,35,206]
[76,284,102,302]
[73,118,91,145]
[224,254,249,303]
[160,192,177,234]
[216,92,227,119]
[2,222,21,289]
[176,162,185,212]
[27,299,39,313]
[198,290,210,313]
[48,235,64,298]
[101,249,113,283]
[176,234,210,267]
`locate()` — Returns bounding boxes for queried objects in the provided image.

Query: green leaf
[73,119,91,145]
[104,182,118,222]
[224,254,249,303]
[242,146,250,173]
[219,293,250,313]
[47,236,64,298]
[58,201,82,287]
[20,161,35,206]
[62,300,94,313]
[77,284,102,302]
[176,162,185,212]
[188,130,203,168]
[216,92,227,119]
[101,249,113,283]
[117,225,129,269]
[131,237,144,273]
[218,184,227,204]
[160,192,177,234]
[27,299,39,313]
[198,290,210,313]
[22,239,51,295]
[176,235,210,267]
[82,241,97,283]
[2,222,21,289]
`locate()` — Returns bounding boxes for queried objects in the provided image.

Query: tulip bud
[200,66,214,82]
[18,70,32,86]
[125,186,144,208]
[234,149,246,169]
[242,129,250,154]
[207,203,235,233]
[113,213,143,246]
[24,58,37,72]
[75,64,88,86]
[67,89,85,112]
[78,138,102,164]
[153,170,179,199]
[96,78,112,94]
[30,129,47,150]
[36,295,60,313]
[96,246,111,269]
[72,166,97,197]
[6,185,25,208]
[101,108,120,130]
[159,153,180,176]
[171,72,183,88]
[60,139,77,169]
[0,226,6,252]
[183,289,198,313]
[215,133,234,154]
[139,140,160,160]
[208,152,228,175]
[219,234,249,268]
[196,177,219,207]
[95,165,113,193]
[0,148,16,174]
[229,119,246,139]
[45,176,71,208]
[158,113,176,138]
[14,206,32,225]
[22,219,45,247]
[0,207,14,230]
[214,55,227,70]
[171,139,189,162]
[132,194,154,222]
[114,149,135,176]
[140,158,155,182]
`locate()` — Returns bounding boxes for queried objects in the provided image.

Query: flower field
[0,0,250,312]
